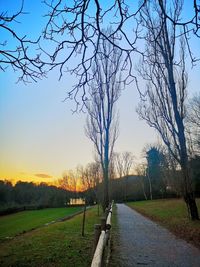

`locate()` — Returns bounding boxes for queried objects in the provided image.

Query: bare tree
[114,151,134,201]
[122,152,134,177]
[114,152,134,177]
[135,163,148,200]
[79,162,101,203]
[187,93,200,155]
[59,170,78,194]
[2,1,199,86]
[122,151,133,200]
[0,0,44,82]
[78,165,90,237]
[114,152,124,179]
[41,0,199,105]
[136,1,199,219]
[85,31,123,210]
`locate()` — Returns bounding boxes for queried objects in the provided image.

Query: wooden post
[97,202,100,216]
[101,217,106,231]
[81,199,86,237]
[93,224,101,253]
[105,208,109,218]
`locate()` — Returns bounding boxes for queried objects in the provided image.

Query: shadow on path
[110,203,200,267]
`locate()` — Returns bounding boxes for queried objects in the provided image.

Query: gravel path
[110,203,200,267]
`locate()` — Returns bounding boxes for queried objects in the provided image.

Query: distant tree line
[110,158,200,203]
[98,145,200,203]
[63,147,200,205]
[0,181,73,214]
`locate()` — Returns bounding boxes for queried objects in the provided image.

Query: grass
[127,198,200,249]
[108,204,121,267]
[0,207,82,240]
[0,206,102,267]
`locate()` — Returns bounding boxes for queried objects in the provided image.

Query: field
[127,198,200,248]
[0,206,101,267]
[0,206,82,240]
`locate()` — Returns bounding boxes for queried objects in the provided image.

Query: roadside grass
[0,207,82,240]
[0,206,102,267]
[127,198,200,249]
[108,204,122,267]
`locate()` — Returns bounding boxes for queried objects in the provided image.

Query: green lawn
[0,207,82,240]
[127,198,200,248]
[0,206,101,267]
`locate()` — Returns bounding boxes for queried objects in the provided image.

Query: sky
[0,0,199,184]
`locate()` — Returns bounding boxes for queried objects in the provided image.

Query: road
[109,203,200,267]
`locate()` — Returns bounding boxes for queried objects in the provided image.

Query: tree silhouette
[136,1,199,219]
[0,0,44,82]
[41,0,200,103]
[187,93,200,155]
[85,30,123,210]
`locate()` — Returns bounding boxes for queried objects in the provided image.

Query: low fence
[91,201,114,267]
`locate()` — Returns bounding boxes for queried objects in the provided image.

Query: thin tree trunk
[103,167,109,211]
[147,169,153,200]
[102,135,110,211]
[140,178,148,200]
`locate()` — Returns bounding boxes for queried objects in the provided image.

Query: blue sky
[0,0,199,183]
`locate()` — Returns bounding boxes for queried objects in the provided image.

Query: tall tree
[187,93,200,155]
[85,30,123,210]
[136,1,199,219]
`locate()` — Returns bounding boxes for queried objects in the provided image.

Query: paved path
[110,204,200,267]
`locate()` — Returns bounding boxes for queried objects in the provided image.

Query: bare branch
[0,1,45,82]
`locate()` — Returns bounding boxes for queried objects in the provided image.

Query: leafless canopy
[136,1,188,165]
[1,1,199,87]
[187,93,200,154]
[85,31,122,166]
[41,0,200,100]
[0,0,45,82]
[85,30,123,208]
[114,151,134,178]
[42,0,143,105]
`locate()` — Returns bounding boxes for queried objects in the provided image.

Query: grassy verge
[127,198,200,249]
[0,206,101,267]
[108,204,121,267]
[0,207,82,240]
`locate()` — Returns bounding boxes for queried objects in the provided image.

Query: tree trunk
[140,178,148,200]
[102,134,110,211]
[184,192,199,220]
[181,165,199,220]
[147,169,153,200]
[102,167,109,211]
[166,51,199,220]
